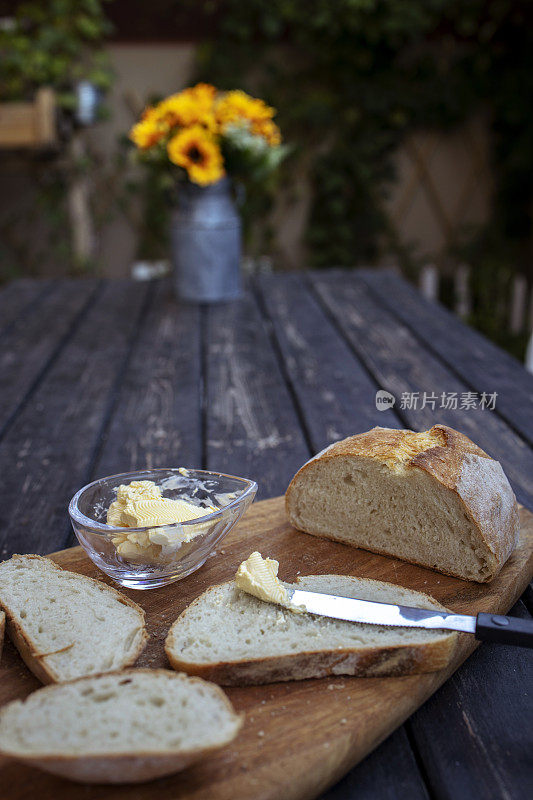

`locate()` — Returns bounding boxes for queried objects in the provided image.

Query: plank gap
[252,276,315,457]
[522,582,533,617]
[404,720,439,800]
[306,273,413,431]
[258,272,402,446]
[203,287,309,498]
[200,303,208,471]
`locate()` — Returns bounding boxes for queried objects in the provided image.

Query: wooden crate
[0,87,56,148]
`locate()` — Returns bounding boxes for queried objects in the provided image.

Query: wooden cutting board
[1,497,532,800]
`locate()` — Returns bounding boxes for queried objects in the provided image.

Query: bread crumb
[341,718,347,724]
[258,730,265,737]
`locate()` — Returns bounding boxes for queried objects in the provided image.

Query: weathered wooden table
[0,269,532,799]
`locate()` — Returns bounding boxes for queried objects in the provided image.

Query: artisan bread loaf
[285,425,519,582]
[0,669,243,784]
[165,574,457,685]
[0,555,147,683]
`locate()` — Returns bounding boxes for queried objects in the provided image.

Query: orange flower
[167,125,225,185]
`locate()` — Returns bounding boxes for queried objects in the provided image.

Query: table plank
[257,272,401,450]
[0,280,149,558]
[204,286,310,498]
[408,601,533,800]
[360,269,533,445]
[0,279,98,438]
[0,278,52,334]
[320,728,429,800]
[89,280,202,480]
[311,272,533,509]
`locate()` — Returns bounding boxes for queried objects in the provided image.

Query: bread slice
[285,425,519,582]
[0,555,147,684]
[0,669,243,784]
[165,574,458,685]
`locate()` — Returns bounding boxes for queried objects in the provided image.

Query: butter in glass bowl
[69,468,257,590]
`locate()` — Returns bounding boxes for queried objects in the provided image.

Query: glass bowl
[68,468,257,589]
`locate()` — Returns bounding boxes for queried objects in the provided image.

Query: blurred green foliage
[196,1,532,268]
[0,0,113,108]
[192,0,532,356]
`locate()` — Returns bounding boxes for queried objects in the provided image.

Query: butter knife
[286,588,533,648]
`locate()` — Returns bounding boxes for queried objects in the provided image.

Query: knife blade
[285,588,533,648]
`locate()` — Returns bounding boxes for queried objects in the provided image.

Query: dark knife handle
[475,613,533,648]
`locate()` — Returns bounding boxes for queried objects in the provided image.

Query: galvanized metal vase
[171,177,242,303]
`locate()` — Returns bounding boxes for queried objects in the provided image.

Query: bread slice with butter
[0,555,147,684]
[0,669,243,784]
[165,573,458,685]
[285,425,519,582]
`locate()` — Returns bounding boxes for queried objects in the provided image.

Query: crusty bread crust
[0,554,148,684]
[165,578,458,686]
[285,425,519,582]
[0,669,243,784]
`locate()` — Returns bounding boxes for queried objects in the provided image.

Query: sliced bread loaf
[0,669,243,783]
[0,555,147,683]
[285,425,519,582]
[165,574,458,685]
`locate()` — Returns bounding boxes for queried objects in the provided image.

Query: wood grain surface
[0,496,532,800]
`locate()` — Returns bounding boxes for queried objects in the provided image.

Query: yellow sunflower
[156,83,217,133]
[167,126,225,185]
[215,90,275,128]
[251,118,282,146]
[129,106,168,149]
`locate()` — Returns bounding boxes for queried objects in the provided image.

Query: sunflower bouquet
[129,83,288,187]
